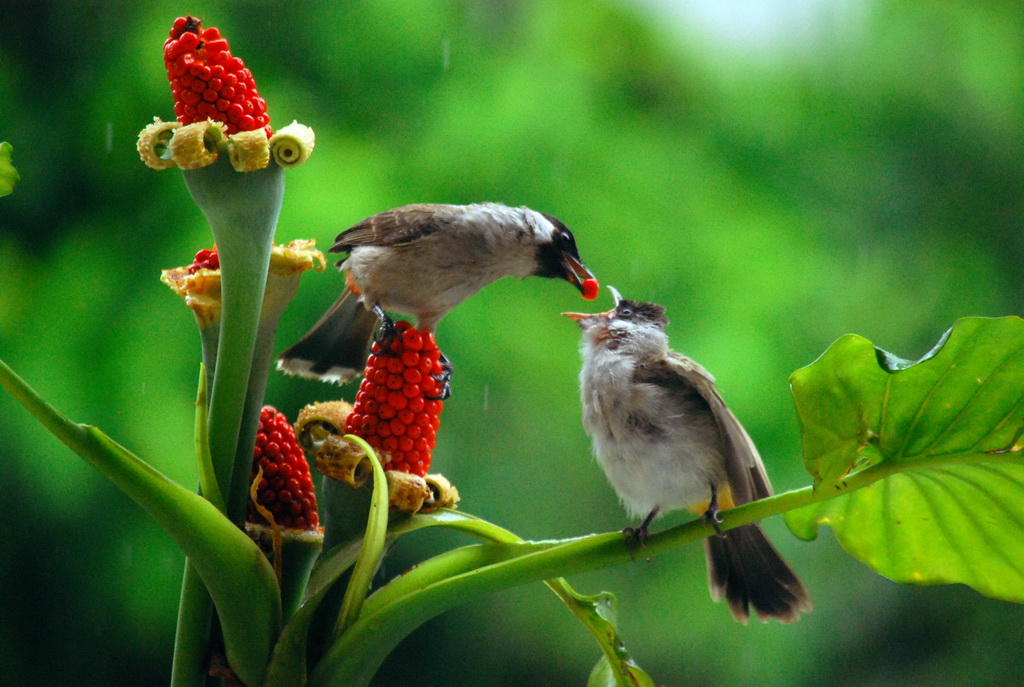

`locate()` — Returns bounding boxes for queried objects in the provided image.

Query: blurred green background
[2,1,1023,685]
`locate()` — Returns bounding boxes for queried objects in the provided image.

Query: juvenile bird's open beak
[562,309,613,324]
[560,253,600,301]
[563,283,619,324]
[563,309,615,346]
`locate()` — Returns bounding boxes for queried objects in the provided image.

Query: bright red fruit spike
[347,321,444,476]
[164,15,272,137]
[249,406,319,530]
[581,277,600,301]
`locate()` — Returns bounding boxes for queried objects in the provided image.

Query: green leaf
[0,142,19,196]
[786,317,1024,602]
[589,652,655,687]
[789,333,888,487]
[0,359,281,686]
[334,436,390,636]
[571,590,655,687]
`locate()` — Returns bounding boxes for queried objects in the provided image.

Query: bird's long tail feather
[276,288,378,384]
[704,523,812,624]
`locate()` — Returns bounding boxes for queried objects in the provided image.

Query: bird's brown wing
[642,353,773,505]
[330,204,455,252]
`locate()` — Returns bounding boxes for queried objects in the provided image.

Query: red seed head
[581,277,600,301]
[164,16,272,137]
[249,406,319,530]
[187,247,220,273]
[345,321,443,476]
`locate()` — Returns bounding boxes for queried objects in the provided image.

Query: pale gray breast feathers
[581,348,722,451]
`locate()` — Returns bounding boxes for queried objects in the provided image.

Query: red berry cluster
[187,248,219,274]
[163,16,272,137]
[345,321,444,476]
[249,406,319,530]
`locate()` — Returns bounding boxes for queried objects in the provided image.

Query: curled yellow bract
[138,118,316,171]
[136,118,181,170]
[270,121,316,168]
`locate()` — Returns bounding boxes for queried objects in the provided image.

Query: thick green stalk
[170,371,220,687]
[171,562,214,687]
[181,155,284,526]
[224,259,306,523]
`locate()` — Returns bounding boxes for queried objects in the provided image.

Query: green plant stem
[194,364,225,514]
[170,371,219,687]
[307,488,791,686]
[181,157,284,528]
[171,562,214,687]
[262,540,364,687]
[388,511,648,684]
[310,464,940,687]
[224,276,299,524]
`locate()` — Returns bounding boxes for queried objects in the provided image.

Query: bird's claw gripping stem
[623,507,659,562]
[702,484,725,537]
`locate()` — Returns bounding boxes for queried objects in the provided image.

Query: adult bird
[278,202,599,395]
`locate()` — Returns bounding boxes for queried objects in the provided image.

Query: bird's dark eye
[619,307,633,318]
[556,230,573,247]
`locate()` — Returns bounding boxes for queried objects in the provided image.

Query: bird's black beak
[560,253,599,301]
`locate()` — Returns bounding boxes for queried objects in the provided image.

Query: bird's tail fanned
[704,523,812,624]
[276,288,378,384]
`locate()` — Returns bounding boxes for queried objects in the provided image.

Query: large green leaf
[0,359,281,686]
[786,317,1024,602]
[589,652,655,687]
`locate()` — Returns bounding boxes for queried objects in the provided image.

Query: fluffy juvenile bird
[278,202,598,390]
[565,288,811,623]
